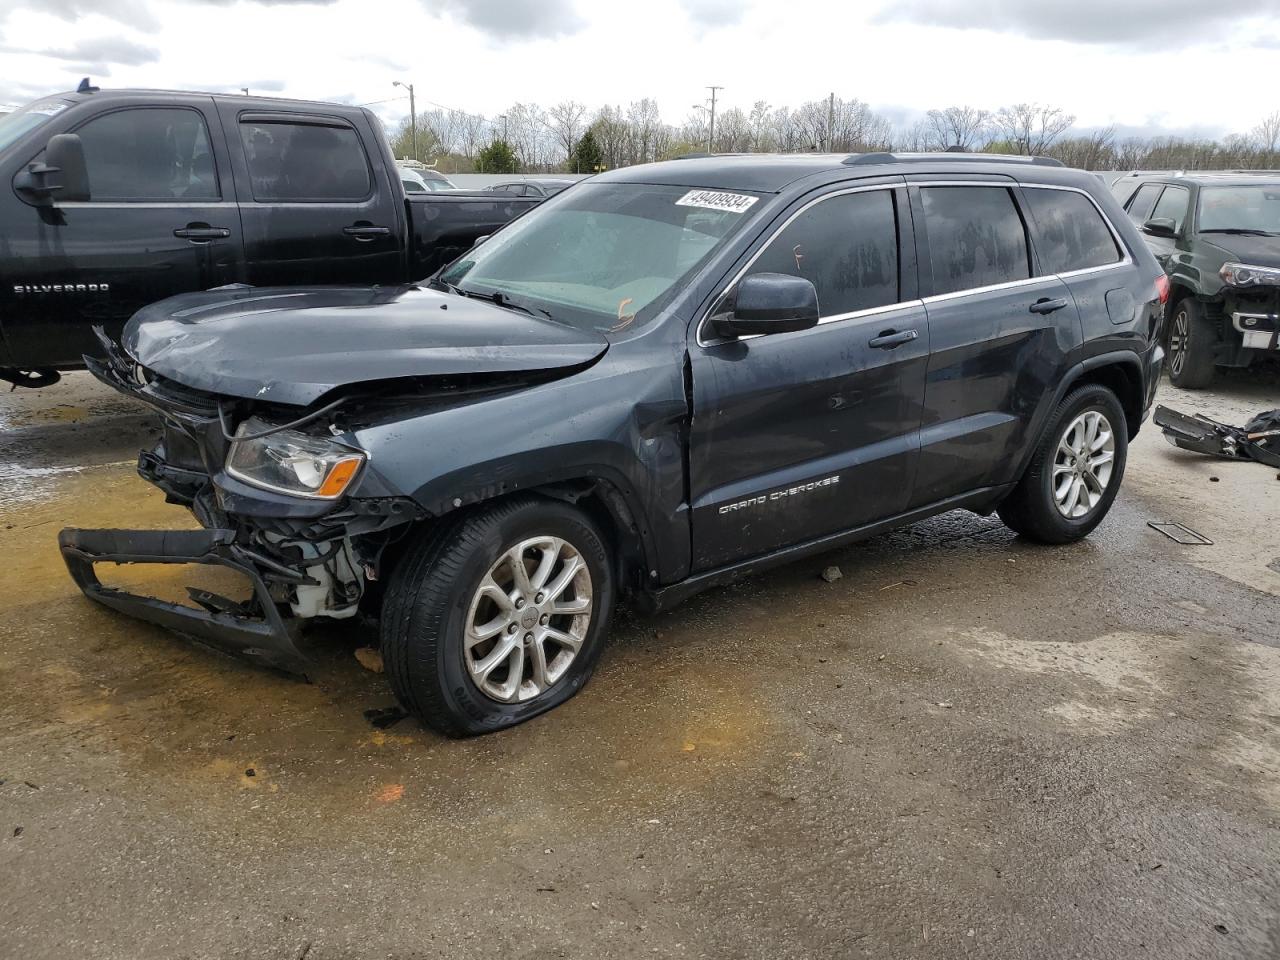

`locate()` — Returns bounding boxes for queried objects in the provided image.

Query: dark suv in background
[64,152,1166,735]
[1114,172,1280,387]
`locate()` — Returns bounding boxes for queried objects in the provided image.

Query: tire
[381,496,614,737]
[997,384,1129,545]
[1167,297,1217,389]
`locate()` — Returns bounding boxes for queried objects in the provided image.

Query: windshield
[0,97,71,155]
[439,182,762,335]
[1198,185,1280,234]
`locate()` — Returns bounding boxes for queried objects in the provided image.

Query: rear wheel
[997,384,1128,544]
[381,497,614,737]
[1167,298,1217,389]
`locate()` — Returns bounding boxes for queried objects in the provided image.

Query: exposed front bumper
[59,527,310,676]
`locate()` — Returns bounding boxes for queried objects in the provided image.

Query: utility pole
[706,85,723,154]
[393,80,416,159]
[826,92,835,152]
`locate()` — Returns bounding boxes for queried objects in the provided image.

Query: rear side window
[74,107,219,201]
[920,186,1030,296]
[1025,189,1121,274]
[1150,185,1190,232]
[240,120,371,201]
[745,189,899,317]
[1125,183,1163,223]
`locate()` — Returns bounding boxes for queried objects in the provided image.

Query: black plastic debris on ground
[1148,521,1214,545]
[364,706,408,730]
[1154,405,1280,468]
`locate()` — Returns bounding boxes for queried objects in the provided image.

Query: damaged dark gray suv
[62,152,1167,736]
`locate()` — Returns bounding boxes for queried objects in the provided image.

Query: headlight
[226,417,365,499]
[1220,261,1280,287]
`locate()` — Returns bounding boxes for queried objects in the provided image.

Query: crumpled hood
[124,284,608,406]
[1201,234,1280,267]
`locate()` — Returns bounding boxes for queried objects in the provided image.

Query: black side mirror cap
[13,133,90,205]
[715,272,820,338]
[1142,217,1177,238]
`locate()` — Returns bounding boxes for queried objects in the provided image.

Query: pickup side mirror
[13,134,90,205]
[715,273,820,338]
[1142,217,1177,238]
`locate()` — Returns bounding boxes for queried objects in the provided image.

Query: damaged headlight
[226,418,365,499]
[1220,261,1280,287]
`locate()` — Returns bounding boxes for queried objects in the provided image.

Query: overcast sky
[1,0,1278,139]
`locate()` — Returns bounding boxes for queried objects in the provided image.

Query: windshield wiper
[1200,228,1279,236]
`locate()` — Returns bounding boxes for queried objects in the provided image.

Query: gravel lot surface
[1,370,1277,959]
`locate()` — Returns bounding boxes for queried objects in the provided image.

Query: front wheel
[381,497,614,737]
[1167,298,1217,389]
[997,384,1128,544]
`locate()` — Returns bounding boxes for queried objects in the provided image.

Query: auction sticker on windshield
[675,190,759,213]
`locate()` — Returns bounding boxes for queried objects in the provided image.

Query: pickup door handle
[173,223,231,242]
[343,224,392,241]
[868,328,918,349]
[1030,297,1069,315]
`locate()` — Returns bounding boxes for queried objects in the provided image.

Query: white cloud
[1,0,1277,138]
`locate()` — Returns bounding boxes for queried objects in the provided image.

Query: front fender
[349,347,692,583]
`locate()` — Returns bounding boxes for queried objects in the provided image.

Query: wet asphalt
[0,370,1277,960]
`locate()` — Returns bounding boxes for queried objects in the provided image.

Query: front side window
[1197,185,1280,234]
[1125,183,1163,224]
[74,107,218,201]
[921,186,1030,296]
[1025,189,1121,274]
[0,97,71,155]
[744,189,899,317]
[1150,185,1190,232]
[240,120,371,201]
[440,182,760,336]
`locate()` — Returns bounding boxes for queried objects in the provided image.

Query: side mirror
[472,234,490,247]
[13,133,90,205]
[715,273,820,338]
[1142,217,1176,238]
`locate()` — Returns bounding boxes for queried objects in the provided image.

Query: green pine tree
[477,139,518,174]
[570,128,605,174]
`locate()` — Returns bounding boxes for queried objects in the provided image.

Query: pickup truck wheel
[1167,298,1217,389]
[997,384,1128,545]
[381,497,614,737]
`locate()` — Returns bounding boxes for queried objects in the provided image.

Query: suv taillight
[1155,275,1170,305]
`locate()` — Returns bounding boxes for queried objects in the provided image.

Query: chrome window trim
[57,201,238,209]
[696,183,906,347]
[697,178,1135,348]
[921,274,1058,306]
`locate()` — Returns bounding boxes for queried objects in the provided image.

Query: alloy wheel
[1052,410,1116,520]
[463,536,593,703]
[1169,310,1189,378]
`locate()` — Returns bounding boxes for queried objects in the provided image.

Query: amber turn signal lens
[316,456,363,498]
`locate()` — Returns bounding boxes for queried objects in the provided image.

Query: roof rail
[844,151,1064,168]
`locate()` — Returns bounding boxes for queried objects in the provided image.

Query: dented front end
[61,337,424,675]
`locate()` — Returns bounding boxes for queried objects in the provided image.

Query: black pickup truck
[0,84,537,387]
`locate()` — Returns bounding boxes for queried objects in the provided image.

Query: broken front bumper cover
[58,527,310,676]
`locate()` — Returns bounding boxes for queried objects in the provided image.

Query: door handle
[868,328,918,349]
[173,223,231,242]
[343,224,392,241]
[1030,297,1069,315]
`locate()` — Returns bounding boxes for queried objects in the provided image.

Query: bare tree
[714,106,751,153]
[1252,110,1280,165]
[547,100,587,165]
[993,103,1075,154]
[925,105,991,150]
[748,100,774,152]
